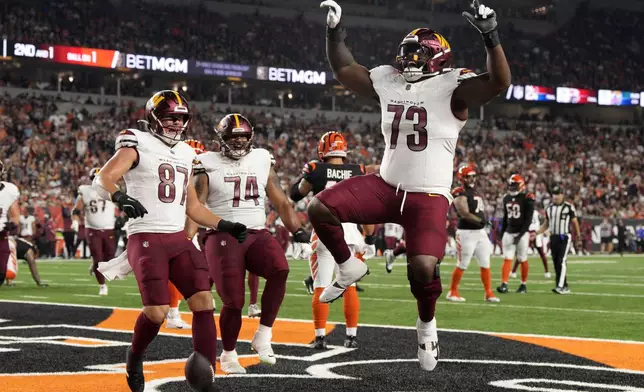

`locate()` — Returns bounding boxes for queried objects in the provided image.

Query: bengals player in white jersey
[313,0,510,371]
[73,168,117,296]
[0,161,20,286]
[93,90,247,392]
[186,114,308,374]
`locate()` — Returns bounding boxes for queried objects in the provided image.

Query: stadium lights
[68,76,74,83]
[182,85,188,92]
[287,93,293,99]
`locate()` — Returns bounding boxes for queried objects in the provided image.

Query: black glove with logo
[217,220,248,243]
[292,228,309,243]
[462,0,500,48]
[112,191,148,219]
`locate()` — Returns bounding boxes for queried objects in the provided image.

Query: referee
[536,185,581,294]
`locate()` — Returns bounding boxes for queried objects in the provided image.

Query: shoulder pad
[451,186,465,197]
[526,193,536,200]
[302,161,317,175]
[457,68,478,83]
[115,129,139,151]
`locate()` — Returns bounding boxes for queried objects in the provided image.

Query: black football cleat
[303,276,314,295]
[496,283,508,294]
[310,336,328,350]
[516,284,527,294]
[125,346,145,392]
[356,283,365,293]
[344,335,358,348]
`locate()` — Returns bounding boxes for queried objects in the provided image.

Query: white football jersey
[198,148,273,230]
[20,215,35,236]
[529,209,541,231]
[0,182,20,232]
[114,129,198,236]
[78,184,116,230]
[370,65,476,200]
[384,222,404,239]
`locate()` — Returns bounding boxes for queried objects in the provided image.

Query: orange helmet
[185,139,205,154]
[317,131,347,160]
[457,163,477,184]
[508,174,526,194]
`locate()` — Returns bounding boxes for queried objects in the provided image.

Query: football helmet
[317,131,347,160]
[144,90,192,146]
[216,114,253,159]
[508,174,526,195]
[88,168,100,181]
[457,163,477,187]
[396,28,453,82]
[185,139,205,154]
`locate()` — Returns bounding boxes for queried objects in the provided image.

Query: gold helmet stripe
[233,114,241,128]
[172,91,183,105]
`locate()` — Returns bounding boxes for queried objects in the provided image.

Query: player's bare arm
[321,0,377,98]
[7,199,20,228]
[267,168,306,238]
[536,215,549,235]
[451,1,511,120]
[184,173,209,239]
[297,178,313,197]
[571,216,582,246]
[72,195,84,231]
[454,195,483,225]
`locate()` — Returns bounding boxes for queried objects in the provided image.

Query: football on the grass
[185,352,214,392]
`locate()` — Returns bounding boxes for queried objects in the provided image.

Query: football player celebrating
[497,174,535,294]
[73,168,117,296]
[314,0,510,370]
[93,91,248,392]
[0,161,20,286]
[186,114,306,374]
[447,164,499,303]
[290,131,375,350]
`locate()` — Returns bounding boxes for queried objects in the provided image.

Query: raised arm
[320,1,377,98]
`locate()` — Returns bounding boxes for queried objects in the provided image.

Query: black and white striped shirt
[546,202,577,235]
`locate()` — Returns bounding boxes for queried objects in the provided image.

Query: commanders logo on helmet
[88,168,100,181]
[317,131,347,160]
[216,114,254,159]
[396,28,452,82]
[508,174,526,195]
[144,90,192,146]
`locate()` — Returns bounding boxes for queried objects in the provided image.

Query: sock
[410,277,442,323]
[480,267,493,297]
[219,306,242,351]
[520,261,529,284]
[131,312,162,356]
[259,269,288,327]
[511,259,519,274]
[538,247,548,272]
[256,324,272,342]
[449,268,464,296]
[168,282,182,308]
[416,317,436,342]
[312,288,329,332]
[393,244,406,257]
[343,286,359,331]
[501,259,513,284]
[309,220,351,264]
[248,273,259,305]
[192,310,218,367]
[167,307,179,319]
[315,328,325,337]
[346,327,357,337]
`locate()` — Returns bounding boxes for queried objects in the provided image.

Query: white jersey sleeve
[0,182,20,232]
[529,210,541,231]
[120,130,198,236]
[202,148,272,229]
[78,185,117,230]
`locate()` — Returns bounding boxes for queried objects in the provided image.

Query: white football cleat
[446,291,466,302]
[248,304,261,318]
[384,249,395,273]
[251,331,276,365]
[416,317,439,371]
[319,256,369,303]
[510,272,517,279]
[98,285,108,296]
[165,316,191,329]
[545,272,551,279]
[485,295,501,303]
[219,350,247,374]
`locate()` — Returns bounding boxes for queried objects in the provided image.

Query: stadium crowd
[2,0,641,91]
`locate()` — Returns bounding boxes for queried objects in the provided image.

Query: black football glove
[217,219,248,243]
[364,234,376,245]
[2,221,18,234]
[112,191,148,219]
[292,228,309,243]
[462,0,497,34]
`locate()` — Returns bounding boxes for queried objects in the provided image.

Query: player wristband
[364,235,376,245]
[482,29,500,49]
[327,24,347,43]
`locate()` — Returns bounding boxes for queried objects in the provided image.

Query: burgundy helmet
[216,114,254,159]
[396,28,453,82]
[144,90,192,145]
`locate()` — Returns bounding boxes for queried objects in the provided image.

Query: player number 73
[387,104,429,152]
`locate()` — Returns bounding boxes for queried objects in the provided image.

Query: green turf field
[1,255,643,341]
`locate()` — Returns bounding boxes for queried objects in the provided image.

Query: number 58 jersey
[115,129,199,236]
[370,65,476,200]
[197,148,273,230]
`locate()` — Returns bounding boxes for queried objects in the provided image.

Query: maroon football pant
[313,173,448,322]
[87,228,116,285]
[204,229,289,351]
[0,237,9,285]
